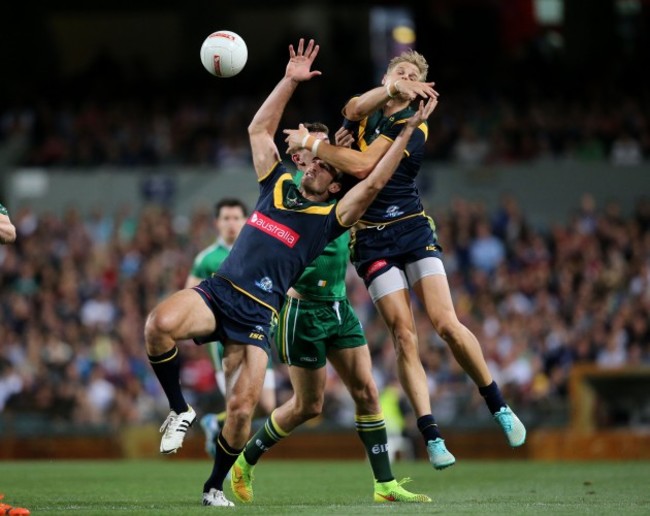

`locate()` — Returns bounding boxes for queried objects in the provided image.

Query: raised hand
[284,124,310,154]
[334,127,355,148]
[285,38,322,83]
[406,97,439,128]
[392,80,438,102]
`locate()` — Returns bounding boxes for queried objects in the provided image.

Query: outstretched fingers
[408,97,438,127]
[293,38,319,61]
[304,39,318,60]
[283,124,309,154]
[420,97,438,120]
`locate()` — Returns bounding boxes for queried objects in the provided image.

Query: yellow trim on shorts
[277,298,289,364]
[214,275,279,320]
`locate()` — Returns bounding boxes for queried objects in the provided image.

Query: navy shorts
[192,275,275,353]
[350,214,443,287]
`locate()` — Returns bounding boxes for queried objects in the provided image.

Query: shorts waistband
[286,296,346,309]
[354,211,425,231]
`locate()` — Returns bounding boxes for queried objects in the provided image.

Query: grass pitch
[0,459,648,515]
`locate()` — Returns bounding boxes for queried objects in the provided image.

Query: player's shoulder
[259,160,290,184]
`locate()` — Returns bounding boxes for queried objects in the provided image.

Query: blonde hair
[387,50,429,81]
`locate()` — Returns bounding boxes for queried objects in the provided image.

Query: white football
[200,30,248,78]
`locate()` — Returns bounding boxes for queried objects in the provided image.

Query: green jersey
[190,238,231,279]
[292,171,349,302]
[292,232,349,301]
[0,203,8,216]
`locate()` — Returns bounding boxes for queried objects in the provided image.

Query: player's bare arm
[285,125,390,178]
[248,38,321,179]
[336,98,438,226]
[0,213,16,244]
[343,80,438,121]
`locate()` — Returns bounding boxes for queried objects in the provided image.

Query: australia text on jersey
[247,211,300,248]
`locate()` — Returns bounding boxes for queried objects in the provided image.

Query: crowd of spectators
[1,90,649,168]
[1,193,649,433]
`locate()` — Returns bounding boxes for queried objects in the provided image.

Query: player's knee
[391,325,419,357]
[435,317,464,346]
[257,397,275,417]
[295,397,324,421]
[351,381,379,413]
[226,399,255,428]
[144,309,176,352]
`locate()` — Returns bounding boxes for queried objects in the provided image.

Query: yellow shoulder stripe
[273,174,335,215]
[258,160,281,183]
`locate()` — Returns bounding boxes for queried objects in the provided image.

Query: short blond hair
[387,50,429,81]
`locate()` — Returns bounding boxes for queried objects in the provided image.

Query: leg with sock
[204,431,243,492]
[148,346,196,454]
[202,432,240,507]
[355,413,393,483]
[231,410,290,503]
[148,346,187,414]
[418,414,456,470]
[480,381,527,447]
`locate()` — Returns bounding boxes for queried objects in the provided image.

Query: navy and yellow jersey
[216,161,349,315]
[291,171,349,302]
[343,98,428,224]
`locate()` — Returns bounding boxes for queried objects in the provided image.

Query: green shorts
[276,297,366,369]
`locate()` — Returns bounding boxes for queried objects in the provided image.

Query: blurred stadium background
[1,0,649,464]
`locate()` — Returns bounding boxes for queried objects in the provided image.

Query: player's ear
[328,181,341,195]
[291,153,305,167]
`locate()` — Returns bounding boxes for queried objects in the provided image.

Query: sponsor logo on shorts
[255,276,273,293]
[385,205,404,218]
[300,357,318,362]
[248,211,300,248]
[365,259,388,280]
[248,330,265,341]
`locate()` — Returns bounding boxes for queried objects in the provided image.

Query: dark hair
[215,198,248,218]
[302,122,329,135]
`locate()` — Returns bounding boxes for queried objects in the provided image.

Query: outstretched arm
[343,80,437,121]
[284,125,390,178]
[248,39,321,179]
[335,98,438,226]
